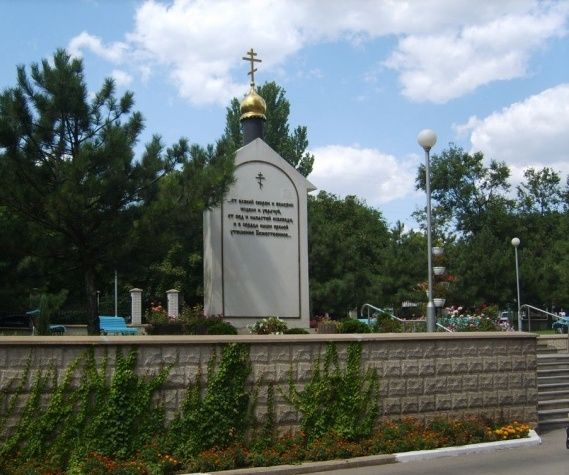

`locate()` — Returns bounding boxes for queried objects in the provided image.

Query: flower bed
[185,418,530,473]
[438,305,514,332]
[0,417,529,474]
[2,418,529,475]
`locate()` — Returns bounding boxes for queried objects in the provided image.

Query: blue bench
[49,324,66,335]
[99,316,139,335]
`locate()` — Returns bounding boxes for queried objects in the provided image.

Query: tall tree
[0,207,35,313]
[513,167,566,309]
[516,167,562,215]
[449,229,515,307]
[0,50,232,333]
[308,192,389,316]
[124,139,236,306]
[380,222,429,308]
[413,144,520,309]
[415,144,512,236]
[224,81,314,176]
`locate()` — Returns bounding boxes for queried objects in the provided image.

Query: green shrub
[373,313,403,333]
[207,321,238,335]
[178,305,237,335]
[35,291,68,335]
[338,319,371,333]
[284,328,310,334]
[146,322,187,335]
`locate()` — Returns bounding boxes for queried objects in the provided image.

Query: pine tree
[0,50,189,333]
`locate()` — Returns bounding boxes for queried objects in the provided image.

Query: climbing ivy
[0,347,173,470]
[262,382,276,440]
[168,343,252,459]
[77,348,172,459]
[284,342,379,441]
[0,341,381,473]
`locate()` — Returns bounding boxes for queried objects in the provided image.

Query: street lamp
[511,237,522,332]
[418,129,437,332]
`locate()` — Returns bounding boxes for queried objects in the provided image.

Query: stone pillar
[130,288,142,325]
[167,289,180,319]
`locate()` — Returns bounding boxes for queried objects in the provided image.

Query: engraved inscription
[226,198,294,238]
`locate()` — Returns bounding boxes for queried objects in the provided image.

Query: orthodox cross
[242,48,262,87]
[256,172,266,189]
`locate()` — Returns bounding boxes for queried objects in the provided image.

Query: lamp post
[418,129,437,332]
[511,237,522,332]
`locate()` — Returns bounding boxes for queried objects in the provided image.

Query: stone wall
[0,332,538,433]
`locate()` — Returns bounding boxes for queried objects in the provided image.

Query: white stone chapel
[203,49,315,329]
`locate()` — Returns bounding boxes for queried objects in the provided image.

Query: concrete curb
[195,454,396,475]
[395,429,541,463]
[186,430,541,475]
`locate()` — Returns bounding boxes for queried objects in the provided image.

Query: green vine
[262,382,276,440]
[0,352,33,439]
[284,342,379,441]
[1,341,382,473]
[168,343,252,459]
[77,348,173,460]
[0,347,173,472]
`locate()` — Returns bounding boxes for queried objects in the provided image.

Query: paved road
[310,428,568,475]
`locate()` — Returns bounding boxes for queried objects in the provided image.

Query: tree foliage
[517,167,562,215]
[124,138,235,305]
[414,144,569,312]
[308,192,389,316]
[0,50,234,332]
[415,144,512,236]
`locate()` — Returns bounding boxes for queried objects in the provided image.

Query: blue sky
[2,0,569,228]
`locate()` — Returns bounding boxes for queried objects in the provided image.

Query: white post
[130,288,143,325]
[167,289,180,319]
[418,129,438,332]
[115,270,118,317]
[511,238,522,332]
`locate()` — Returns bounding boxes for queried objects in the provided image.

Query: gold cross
[242,48,262,87]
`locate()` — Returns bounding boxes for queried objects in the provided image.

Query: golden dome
[240,86,266,120]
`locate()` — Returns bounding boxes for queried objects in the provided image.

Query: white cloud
[385,5,568,103]
[67,0,568,105]
[455,83,569,175]
[68,31,128,63]
[111,69,133,87]
[123,0,306,105]
[308,145,420,206]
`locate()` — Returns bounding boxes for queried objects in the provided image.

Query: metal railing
[360,303,426,333]
[519,304,559,332]
[436,322,453,332]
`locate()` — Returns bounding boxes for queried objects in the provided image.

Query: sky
[2,0,569,228]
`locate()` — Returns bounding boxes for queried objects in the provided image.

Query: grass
[534,329,560,335]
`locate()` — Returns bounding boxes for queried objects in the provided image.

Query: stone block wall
[0,333,538,434]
